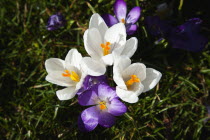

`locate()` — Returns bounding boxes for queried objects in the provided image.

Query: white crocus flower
[89,13,138,59]
[82,13,138,76]
[114,57,162,103]
[45,49,86,100]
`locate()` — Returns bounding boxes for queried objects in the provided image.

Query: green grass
[0,0,210,139]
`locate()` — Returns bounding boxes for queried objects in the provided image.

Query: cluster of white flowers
[45,14,162,103]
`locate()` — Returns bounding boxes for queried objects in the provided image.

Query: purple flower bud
[46,13,66,31]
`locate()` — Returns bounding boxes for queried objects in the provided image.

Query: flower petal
[84,28,103,60]
[114,57,131,73]
[65,49,82,70]
[81,57,106,76]
[122,63,146,82]
[116,87,139,103]
[121,37,138,58]
[78,89,98,106]
[104,23,126,53]
[142,68,162,92]
[107,99,127,116]
[79,106,99,132]
[89,13,108,38]
[45,58,65,73]
[113,57,131,90]
[126,24,138,35]
[97,84,118,101]
[98,112,116,128]
[102,14,118,27]
[101,54,113,66]
[56,87,77,100]
[126,7,141,24]
[114,0,127,22]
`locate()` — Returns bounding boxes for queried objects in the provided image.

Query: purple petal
[126,24,138,35]
[46,13,66,31]
[97,84,118,101]
[114,0,127,22]
[78,89,98,106]
[77,75,109,96]
[102,14,119,27]
[108,99,127,116]
[98,112,116,128]
[79,106,99,132]
[126,6,141,24]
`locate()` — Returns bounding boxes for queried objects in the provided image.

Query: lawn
[0,0,210,139]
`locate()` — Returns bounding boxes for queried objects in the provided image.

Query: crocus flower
[168,18,208,52]
[81,13,138,76]
[76,75,108,95]
[113,57,162,103]
[45,49,86,100]
[81,14,126,75]
[102,0,141,35]
[144,16,172,38]
[46,13,66,31]
[78,84,127,132]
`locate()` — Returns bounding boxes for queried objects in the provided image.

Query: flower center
[99,101,107,110]
[100,42,111,56]
[62,70,80,82]
[121,18,125,24]
[125,75,140,87]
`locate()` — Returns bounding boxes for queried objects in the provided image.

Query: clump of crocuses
[145,16,208,52]
[44,13,162,132]
[46,13,66,31]
[102,0,141,35]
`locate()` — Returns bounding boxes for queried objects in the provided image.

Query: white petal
[116,87,139,103]
[45,58,65,73]
[122,63,146,82]
[104,23,126,53]
[142,68,162,92]
[84,28,103,59]
[121,37,138,58]
[135,83,144,96]
[101,54,113,66]
[113,57,131,74]
[65,49,82,70]
[81,57,106,76]
[113,57,131,90]
[56,87,77,100]
[76,72,87,90]
[113,72,127,90]
[89,13,108,37]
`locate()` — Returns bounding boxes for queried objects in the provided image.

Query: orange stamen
[62,70,80,82]
[125,75,140,87]
[121,18,125,24]
[99,101,107,110]
[100,42,111,56]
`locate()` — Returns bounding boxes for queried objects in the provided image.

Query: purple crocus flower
[144,16,172,38]
[102,0,141,35]
[46,13,66,31]
[77,75,108,95]
[168,18,208,52]
[78,84,127,132]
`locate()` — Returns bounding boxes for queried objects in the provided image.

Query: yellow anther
[125,75,140,87]
[99,101,107,110]
[121,18,125,24]
[62,70,80,82]
[100,42,111,56]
